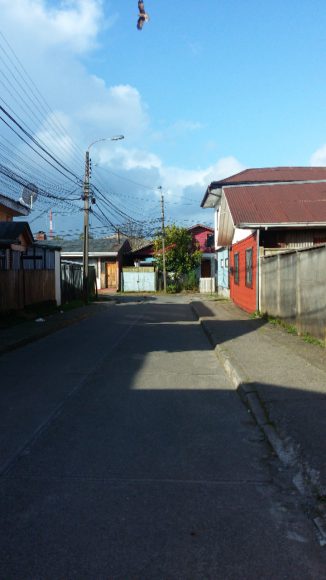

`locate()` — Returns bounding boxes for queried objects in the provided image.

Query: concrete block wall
[261,244,326,341]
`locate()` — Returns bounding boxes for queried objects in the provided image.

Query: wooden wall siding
[192,228,215,253]
[230,233,257,313]
[0,270,55,312]
[260,229,326,252]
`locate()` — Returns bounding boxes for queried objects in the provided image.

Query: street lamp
[82,135,124,303]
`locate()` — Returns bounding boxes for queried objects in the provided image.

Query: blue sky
[1,0,326,238]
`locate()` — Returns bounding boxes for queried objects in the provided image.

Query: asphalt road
[0,296,325,579]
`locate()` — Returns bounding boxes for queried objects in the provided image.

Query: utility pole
[82,135,124,304]
[159,186,167,292]
[49,209,53,239]
[82,150,90,304]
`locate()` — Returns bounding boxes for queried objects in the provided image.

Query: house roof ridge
[223,179,326,189]
[187,223,214,231]
[209,166,326,185]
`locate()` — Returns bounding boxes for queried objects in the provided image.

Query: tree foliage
[154,224,201,281]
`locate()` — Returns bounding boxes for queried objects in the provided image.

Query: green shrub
[182,271,198,291]
[167,283,178,293]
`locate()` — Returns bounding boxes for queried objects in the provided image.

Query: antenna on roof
[20,183,38,209]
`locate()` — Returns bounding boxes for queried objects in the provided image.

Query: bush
[167,283,179,293]
[181,271,198,291]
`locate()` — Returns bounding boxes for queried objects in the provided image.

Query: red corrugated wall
[230,232,257,313]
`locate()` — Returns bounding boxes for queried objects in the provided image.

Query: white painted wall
[214,208,219,250]
[232,228,254,244]
[54,250,61,306]
[97,258,101,290]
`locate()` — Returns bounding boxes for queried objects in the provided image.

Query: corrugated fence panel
[122,270,157,292]
[261,244,326,341]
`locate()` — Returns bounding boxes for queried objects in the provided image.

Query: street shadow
[0,299,325,578]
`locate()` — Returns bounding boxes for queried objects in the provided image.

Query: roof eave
[237,222,326,229]
[0,195,30,216]
[61,251,118,257]
[201,186,223,208]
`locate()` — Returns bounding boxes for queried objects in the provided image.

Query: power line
[0,30,85,166]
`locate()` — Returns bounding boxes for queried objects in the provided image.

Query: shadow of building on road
[0,299,325,577]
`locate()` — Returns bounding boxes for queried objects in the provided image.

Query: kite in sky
[137,0,150,30]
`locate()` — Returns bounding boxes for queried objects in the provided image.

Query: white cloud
[310,144,326,166]
[163,156,243,191]
[0,0,244,231]
[78,84,150,140]
[0,0,104,53]
[97,151,243,205]
[109,148,162,171]
[35,111,76,159]
[153,119,204,142]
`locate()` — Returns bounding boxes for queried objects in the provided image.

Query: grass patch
[266,315,325,347]
[249,310,265,319]
[60,299,85,312]
[302,332,325,348]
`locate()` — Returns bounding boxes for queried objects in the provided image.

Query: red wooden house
[202,167,326,313]
[187,224,215,278]
[128,225,215,277]
[229,233,257,313]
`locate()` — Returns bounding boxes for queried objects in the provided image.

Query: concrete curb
[190,303,326,546]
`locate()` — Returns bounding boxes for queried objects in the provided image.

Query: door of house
[106,262,117,289]
[201,259,211,278]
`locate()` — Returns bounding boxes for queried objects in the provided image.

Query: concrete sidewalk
[191,299,326,545]
[0,302,109,356]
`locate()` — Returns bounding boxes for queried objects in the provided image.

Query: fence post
[296,251,301,333]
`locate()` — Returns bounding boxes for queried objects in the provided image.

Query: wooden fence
[0,270,56,312]
[61,263,97,304]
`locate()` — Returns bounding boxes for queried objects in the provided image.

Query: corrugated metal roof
[225,181,326,225]
[0,194,30,216]
[0,221,34,243]
[202,166,326,208]
[49,237,128,254]
[213,166,326,186]
[187,224,214,232]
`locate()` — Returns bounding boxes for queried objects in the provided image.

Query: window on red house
[206,234,214,248]
[234,253,239,284]
[245,248,253,288]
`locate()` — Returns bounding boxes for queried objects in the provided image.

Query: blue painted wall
[217,248,229,291]
[122,270,157,292]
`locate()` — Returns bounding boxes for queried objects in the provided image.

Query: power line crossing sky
[0,1,325,238]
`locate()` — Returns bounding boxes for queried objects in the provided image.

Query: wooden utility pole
[82,136,124,304]
[82,150,90,304]
[159,186,167,292]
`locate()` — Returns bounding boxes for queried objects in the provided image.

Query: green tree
[154,224,201,288]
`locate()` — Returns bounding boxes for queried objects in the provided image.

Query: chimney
[35,231,47,241]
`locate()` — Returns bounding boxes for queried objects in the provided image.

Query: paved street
[0,296,325,579]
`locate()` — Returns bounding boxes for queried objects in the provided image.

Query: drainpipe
[256,229,260,312]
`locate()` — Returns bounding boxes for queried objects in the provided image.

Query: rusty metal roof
[201,166,326,208]
[225,181,326,225]
[213,166,326,187]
